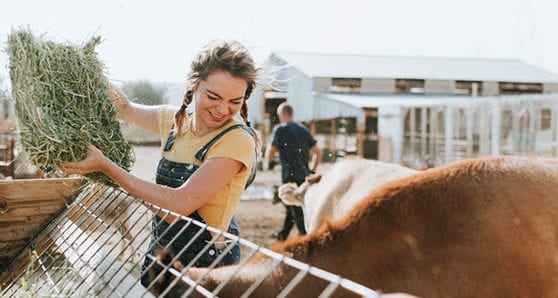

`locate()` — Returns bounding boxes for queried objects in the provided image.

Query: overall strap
[195,124,257,189]
[195,124,255,161]
[162,126,176,152]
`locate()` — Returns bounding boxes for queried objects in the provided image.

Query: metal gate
[402,94,558,168]
[0,182,380,297]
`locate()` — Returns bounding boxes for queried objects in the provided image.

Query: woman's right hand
[61,145,109,175]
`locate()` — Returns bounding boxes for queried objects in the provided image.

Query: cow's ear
[306,173,322,184]
[173,260,184,271]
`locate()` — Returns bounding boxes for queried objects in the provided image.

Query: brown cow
[153,156,558,297]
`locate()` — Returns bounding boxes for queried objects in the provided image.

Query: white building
[252,52,558,168]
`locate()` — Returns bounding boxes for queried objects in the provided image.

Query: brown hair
[174,39,257,136]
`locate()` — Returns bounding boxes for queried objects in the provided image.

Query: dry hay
[7,28,134,186]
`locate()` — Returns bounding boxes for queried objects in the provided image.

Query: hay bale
[7,28,134,186]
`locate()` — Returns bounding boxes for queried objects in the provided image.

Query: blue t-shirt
[270,121,317,183]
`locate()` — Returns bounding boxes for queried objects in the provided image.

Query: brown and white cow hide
[279,158,417,232]
[156,156,558,298]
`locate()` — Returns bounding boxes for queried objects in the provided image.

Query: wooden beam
[0,178,85,271]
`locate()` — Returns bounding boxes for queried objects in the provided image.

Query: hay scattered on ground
[7,28,134,186]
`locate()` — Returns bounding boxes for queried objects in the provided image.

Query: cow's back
[297,156,558,297]
[173,156,558,297]
[304,158,417,231]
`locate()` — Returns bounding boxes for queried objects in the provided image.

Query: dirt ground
[130,145,306,248]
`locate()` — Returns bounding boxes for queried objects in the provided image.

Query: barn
[249,53,558,168]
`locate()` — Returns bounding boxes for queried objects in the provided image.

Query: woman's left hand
[61,145,108,175]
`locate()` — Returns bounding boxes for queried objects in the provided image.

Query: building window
[329,78,361,92]
[455,81,483,95]
[541,108,552,130]
[396,79,425,94]
[499,82,543,94]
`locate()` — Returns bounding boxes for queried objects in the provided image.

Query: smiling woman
[60,39,261,287]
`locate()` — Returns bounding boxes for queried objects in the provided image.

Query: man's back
[266,101,322,241]
[271,121,316,183]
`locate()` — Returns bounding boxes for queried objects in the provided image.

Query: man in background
[266,102,322,241]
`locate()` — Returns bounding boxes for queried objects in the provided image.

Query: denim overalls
[141,124,256,286]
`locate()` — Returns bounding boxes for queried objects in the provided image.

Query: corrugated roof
[272,52,558,83]
[320,92,558,110]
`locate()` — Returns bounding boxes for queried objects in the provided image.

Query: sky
[1,0,558,89]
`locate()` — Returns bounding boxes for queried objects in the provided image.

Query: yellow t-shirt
[156,105,255,230]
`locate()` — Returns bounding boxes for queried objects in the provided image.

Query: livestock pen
[0,180,384,297]
[304,93,558,169]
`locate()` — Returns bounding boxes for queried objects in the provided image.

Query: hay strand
[7,28,134,186]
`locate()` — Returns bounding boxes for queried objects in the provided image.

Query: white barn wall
[378,106,403,163]
[482,81,499,96]
[313,95,363,122]
[284,69,315,122]
[425,80,455,94]
[543,83,558,94]
[247,83,264,126]
[362,78,395,93]
[314,77,330,92]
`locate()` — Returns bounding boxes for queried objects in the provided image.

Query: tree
[0,77,11,120]
[121,80,166,105]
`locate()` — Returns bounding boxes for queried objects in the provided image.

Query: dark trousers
[277,204,306,240]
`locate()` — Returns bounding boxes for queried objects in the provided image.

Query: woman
[62,39,259,286]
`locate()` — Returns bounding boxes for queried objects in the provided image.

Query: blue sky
[1,0,557,87]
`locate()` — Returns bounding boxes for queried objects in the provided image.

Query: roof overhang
[320,93,474,109]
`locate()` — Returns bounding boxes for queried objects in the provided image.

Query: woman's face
[193,70,247,131]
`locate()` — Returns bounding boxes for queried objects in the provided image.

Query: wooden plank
[0,178,85,272]
[0,177,85,203]
[0,214,55,242]
[0,240,26,268]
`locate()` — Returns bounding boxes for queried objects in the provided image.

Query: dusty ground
[130,145,306,248]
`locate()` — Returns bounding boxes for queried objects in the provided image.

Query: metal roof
[272,52,558,83]
[319,92,558,112]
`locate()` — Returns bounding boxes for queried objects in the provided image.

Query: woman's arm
[61,145,243,218]
[109,85,162,134]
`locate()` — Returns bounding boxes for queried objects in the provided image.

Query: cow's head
[278,173,322,207]
[148,247,188,296]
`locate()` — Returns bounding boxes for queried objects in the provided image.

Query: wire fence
[0,183,380,297]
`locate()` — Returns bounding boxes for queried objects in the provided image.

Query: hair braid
[173,89,194,136]
[240,102,250,127]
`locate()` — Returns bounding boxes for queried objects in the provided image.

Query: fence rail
[1,183,380,297]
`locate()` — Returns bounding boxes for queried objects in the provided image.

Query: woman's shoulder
[156,105,180,132]
[158,104,179,115]
[155,105,180,121]
[204,122,255,161]
[220,121,255,142]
